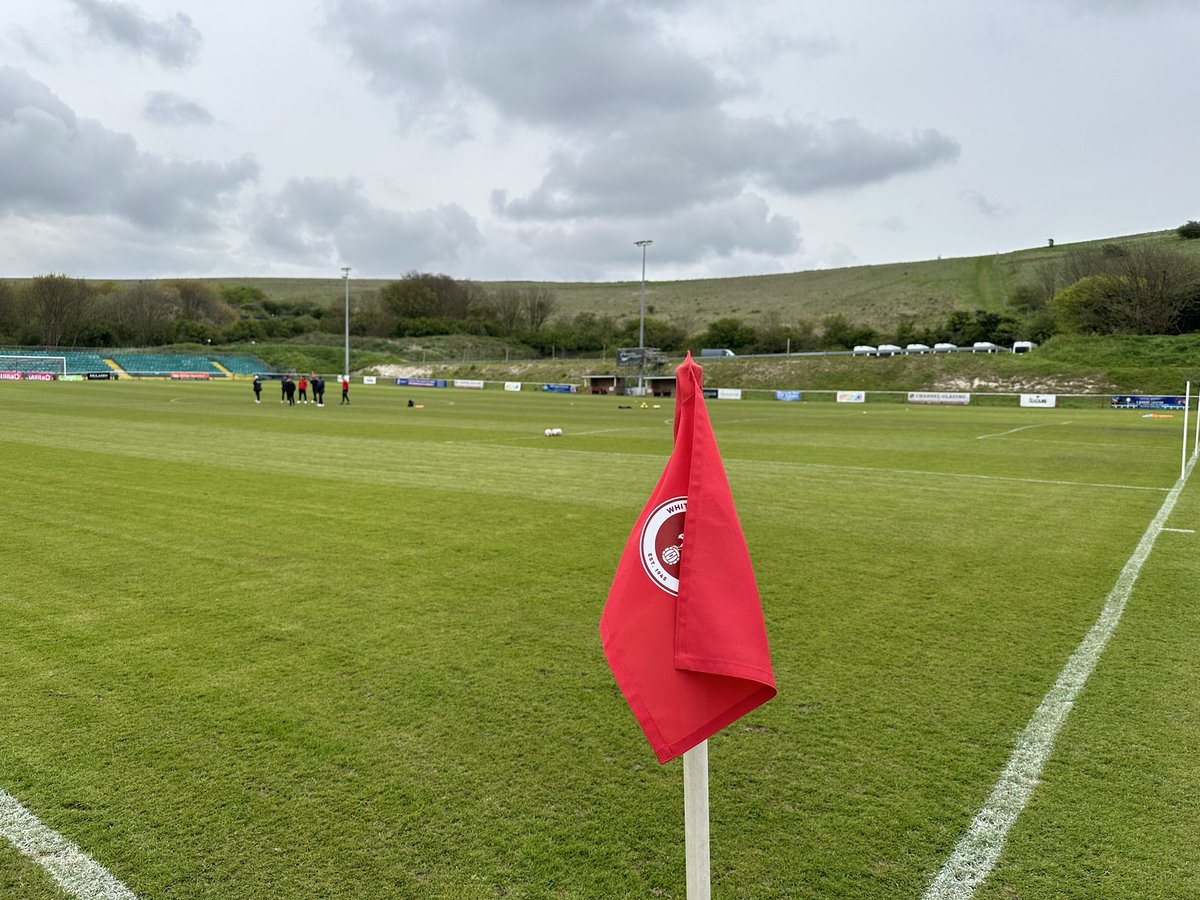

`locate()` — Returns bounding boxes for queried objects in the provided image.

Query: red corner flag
[600,354,776,763]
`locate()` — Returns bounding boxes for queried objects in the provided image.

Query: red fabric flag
[600,353,776,763]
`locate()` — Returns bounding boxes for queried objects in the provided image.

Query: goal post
[0,355,68,380]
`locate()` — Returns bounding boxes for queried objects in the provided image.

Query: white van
[1012,340,1037,354]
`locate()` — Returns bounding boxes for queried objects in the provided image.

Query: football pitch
[1,378,1197,899]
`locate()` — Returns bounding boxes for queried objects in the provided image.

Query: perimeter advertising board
[775,390,802,402]
[716,388,742,400]
[908,391,971,405]
[395,378,448,388]
[836,391,866,403]
[1111,395,1185,410]
[453,379,484,390]
[1020,394,1057,408]
[504,382,522,392]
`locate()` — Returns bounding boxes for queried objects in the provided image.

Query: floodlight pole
[341,266,351,380]
[635,240,652,394]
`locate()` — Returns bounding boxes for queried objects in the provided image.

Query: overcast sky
[1,0,1197,283]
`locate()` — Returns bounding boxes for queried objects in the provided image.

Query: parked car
[852,345,876,355]
[700,348,735,358]
[905,343,931,354]
[933,342,957,352]
[876,344,902,356]
[972,341,998,353]
[1012,340,1037,353]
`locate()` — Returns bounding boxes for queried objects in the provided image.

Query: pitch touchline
[0,788,136,899]
[923,453,1196,900]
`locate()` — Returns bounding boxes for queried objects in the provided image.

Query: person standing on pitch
[253,374,262,403]
[340,376,350,404]
[314,376,325,407]
[280,375,287,402]
[298,375,309,404]
[285,376,296,405]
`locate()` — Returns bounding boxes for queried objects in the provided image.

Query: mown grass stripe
[923,453,1197,900]
[0,789,136,899]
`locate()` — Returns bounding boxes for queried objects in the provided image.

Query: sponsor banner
[1111,394,1185,410]
[362,375,378,385]
[1020,393,1057,408]
[716,388,742,400]
[0,371,21,380]
[702,388,718,400]
[908,391,971,405]
[775,390,802,402]
[836,390,866,403]
[170,372,210,380]
[61,374,84,382]
[25,372,55,381]
[453,379,485,390]
[503,381,522,392]
[394,378,448,388]
[86,371,116,380]
[541,383,578,394]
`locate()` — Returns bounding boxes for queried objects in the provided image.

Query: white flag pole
[683,741,711,900]
[1182,382,1191,479]
[1193,380,1200,458]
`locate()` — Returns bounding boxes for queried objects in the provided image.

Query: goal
[0,355,67,380]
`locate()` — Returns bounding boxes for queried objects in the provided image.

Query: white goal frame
[0,355,68,377]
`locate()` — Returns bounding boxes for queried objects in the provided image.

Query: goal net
[0,355,68,380]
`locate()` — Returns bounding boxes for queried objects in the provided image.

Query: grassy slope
[97,229,1200,333]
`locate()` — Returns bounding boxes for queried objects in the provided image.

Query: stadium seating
[212,355,272,375]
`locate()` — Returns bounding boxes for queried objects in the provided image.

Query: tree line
[3,237,1199,356]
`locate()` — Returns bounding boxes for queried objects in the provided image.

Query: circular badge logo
[640,496,687,596]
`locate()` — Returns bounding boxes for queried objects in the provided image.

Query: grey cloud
[326,0,724,130]
[514,193,801,279]
[0,67,257,231]
[70,0,201,68]
[494,113,959,220]
[962,190,1015,218]
[252,177,483,275]
[143,90,214,126]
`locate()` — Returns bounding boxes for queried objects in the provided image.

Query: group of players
[252,373,350,406]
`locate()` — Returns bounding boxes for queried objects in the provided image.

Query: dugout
[584,374,628,395]
[645,375,678,398]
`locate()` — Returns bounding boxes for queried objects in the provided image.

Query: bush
[1177,220,1200,239]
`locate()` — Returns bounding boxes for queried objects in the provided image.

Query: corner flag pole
[1193,380,1200,459]
[683,741,711,900]
[1183,382,1192,479]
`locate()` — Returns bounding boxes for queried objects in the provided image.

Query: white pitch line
[924,453,1196,900]
[1163,527,1195,533]
[976,420,1071,440]
[0,788,136,899]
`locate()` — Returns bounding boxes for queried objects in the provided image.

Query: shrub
[1177,220,1200,239]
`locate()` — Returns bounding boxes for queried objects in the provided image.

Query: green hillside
[202,229,1200,332]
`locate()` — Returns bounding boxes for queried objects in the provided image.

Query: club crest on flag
[639,496,687,595]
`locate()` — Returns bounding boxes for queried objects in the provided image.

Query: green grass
[1,379,1198,898]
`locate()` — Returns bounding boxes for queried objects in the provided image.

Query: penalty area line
[923,452,1197,900]
[0,788,136,899]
